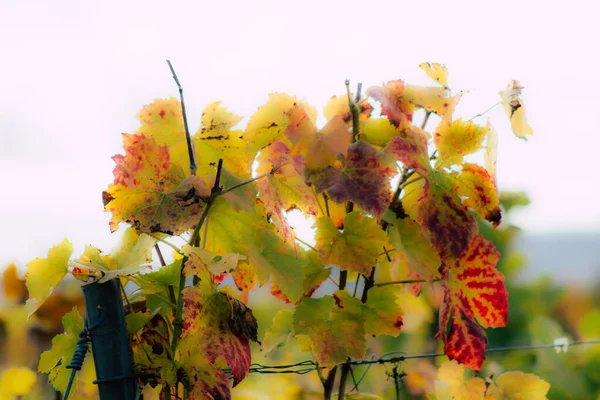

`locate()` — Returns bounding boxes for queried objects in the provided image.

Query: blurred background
[1,0,599,398]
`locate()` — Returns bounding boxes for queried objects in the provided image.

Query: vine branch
[166,60,197,176]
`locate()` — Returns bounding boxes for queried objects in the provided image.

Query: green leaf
[262,309,294,354]
[131,259,181,295]
[392,217,441,280]
[126,311,157,334]
[38,308,85,393]
[206,197,305,302]
[315,211,387,275]
[293,296,366,367]
[25,238,72,317]
[334,288,403,337]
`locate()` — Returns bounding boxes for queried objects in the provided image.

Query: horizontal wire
[223,339,600,375]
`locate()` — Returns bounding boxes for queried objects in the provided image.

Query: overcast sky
[2,0,599,268]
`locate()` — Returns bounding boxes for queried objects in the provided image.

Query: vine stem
[335,81,362,400]
[171,159,223,357]
[166,60,197,176]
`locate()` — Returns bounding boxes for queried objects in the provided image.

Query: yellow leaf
[25,238,72,317]
[420,62,449,88]
[432,360,486,400]
[0,367,36,397]
[404,85,462,121]
[487,371,550,400]
[434,120,488,168]
[499,80,532,140]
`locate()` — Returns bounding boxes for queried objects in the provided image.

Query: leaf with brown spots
[403,85,462,121]
[500,80,533,140]
[434,120,488,169]
[416,171,478,261]
[419,62,449,88]
[243,93,316,156]
[438,235,507,370]
[308,141,396,217]
[102,133,210,234]
[195,102,252,179]
[384,124,432,176]
[179,287,251,387]
[453,163,501,227]
[232,261,258,304]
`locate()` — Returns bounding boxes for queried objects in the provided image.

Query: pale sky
[2,0,599,269]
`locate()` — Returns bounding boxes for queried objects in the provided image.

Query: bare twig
[166,60,197,176]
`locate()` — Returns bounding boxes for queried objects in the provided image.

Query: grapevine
[23,62,550,399]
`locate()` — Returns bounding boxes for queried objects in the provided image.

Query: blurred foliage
[1,192,598,399]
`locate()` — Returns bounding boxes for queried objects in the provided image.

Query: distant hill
[517,232,600,285]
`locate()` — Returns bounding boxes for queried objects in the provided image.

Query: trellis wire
[223,339,600,376]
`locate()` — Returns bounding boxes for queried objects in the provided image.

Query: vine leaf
[403,85,462,121]
[293,296,366,367]
[431,360,486,399]
[38,308,87,393]
[134,97,189,172]
[257,141,318,247]
[334,288,403,337]
[486,371,550,399]
[270,250,331,304]
[232,262,258,304]
[71,228,155,283]
[182,244,246,280]
[438,235,508,370]
[195,101,251,179]
[315,194,346,229]
[434,120,488,169]
[384,124,432,176]
[315,211,387,276]
[25,239,72,317]
[102,133,210,234]
[390,217,441,281]
[308,141,397,217]
[135,98,250,180]
[453,163,502,227]
[419,62,449,88]
[179,287,252,386]
[291,115,351,170]
[416,171,478,261]
[243,93,315,156]
[361,118,403,147]
[323,93,373,124]
[262,309,294,354]
[500,80,533,140]
[367,80,414,126]
[205,197,305,303]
